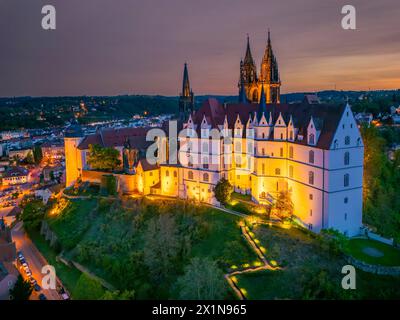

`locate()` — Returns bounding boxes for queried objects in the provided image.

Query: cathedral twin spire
[239,30,281,104]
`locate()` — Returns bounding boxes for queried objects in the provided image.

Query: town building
[1,167,29,186]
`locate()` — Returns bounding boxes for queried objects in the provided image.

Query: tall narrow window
[309,171,314,185]
[280,133,284,140]
[203,173,209,182]
[344,152,350,165]
[262,163,265,175]
[309,150,314,164]
[344,174,349,187]
[309,133,315,145]
[280,148,283,157]
[289,131,293,140]
[188,171,193,180]
[345,136,350,145]
[202,142,208,153]
[289,146,293,159]
[166,170,169,177]
[289,165,293,178]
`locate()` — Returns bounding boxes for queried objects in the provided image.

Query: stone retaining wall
[345,255,400,276]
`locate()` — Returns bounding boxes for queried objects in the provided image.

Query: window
[334,139,338,149]
[344,197,348,204]
[188,171,193,180]
[203,157,209,169]
[149,172,153,177]
[310,210,313,217]
[236,156,241,168]
[280,148,283,157]
[309,133,315,145]
[275,168,281,175]
[262,132,265,139]
[309,171,314,185]
[188,156,193,167]
[308,224,313,230]
[357,137,361,146]
[202,142,208,153]
[261,191,266,199]
[344,152,350,165]
[345,136,350,145]
[309,150,314,164]
[289,131,293,140]
[203,173,209,182]
[344,213,348,221]
[344,173,349,187]
[262,163,265,175]
[262,148,265,156]
[236,142,242,152]
[309,194,313,200]
[289,165,293,178]
[289,146,293,159]
[166,170,169,177]
[173,171,177,178]
[280,133,284,140]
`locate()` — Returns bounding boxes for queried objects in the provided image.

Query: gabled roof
[190,98,346,149]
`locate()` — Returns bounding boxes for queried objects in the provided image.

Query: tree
[214,178,233,205]
[274,191,294,220]
[100,289,135,300]
[143,214,180,283]
[176,257,228,300]
[20,199,47,231]
[25,151,34,164]
[10,275,33,300]
[87,144,121,171]
[72,274,105,300]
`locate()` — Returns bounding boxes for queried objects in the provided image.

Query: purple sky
[1,0,399,97]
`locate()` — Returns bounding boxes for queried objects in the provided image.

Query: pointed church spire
[182,62,191,97]
[244,34,254,65]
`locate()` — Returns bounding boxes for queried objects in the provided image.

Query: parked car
[39,293,47,300]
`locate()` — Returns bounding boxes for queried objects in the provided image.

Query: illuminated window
[345,136,350,145]
[344,174,349,187]
[188,171,193,180]
[344,152,350,165]
[309,171,314,185]
[309,150,314,164]
[261,191,266,198]
[289,146,293,159]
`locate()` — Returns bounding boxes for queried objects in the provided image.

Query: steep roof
[191,99,346,149]
[78,127,151,150]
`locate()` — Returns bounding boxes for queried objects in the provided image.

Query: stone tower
[64,120,84,187]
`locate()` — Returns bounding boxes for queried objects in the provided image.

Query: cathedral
[65,33,364,237]
[239,31,281,104]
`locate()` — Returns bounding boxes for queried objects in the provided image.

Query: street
[11,222,62,300]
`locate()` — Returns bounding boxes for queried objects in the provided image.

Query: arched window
[344,174,349,187]
[344,152,350,165]
[309,150,314,164]
[173,171,177,178]
[345,136,350,145]
[262,132,265,139]
[309,171,314,185]
[166,170,169,177]
[188,171,193,180]
[357,137,361,146]
[275,168,281,175]
[289,146,293,159]
[202,142,208,153]
[203,173,209,182]
[309,133,315,145]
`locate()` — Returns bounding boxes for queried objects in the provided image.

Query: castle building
[239,31,281,104]
[64,36,364,236]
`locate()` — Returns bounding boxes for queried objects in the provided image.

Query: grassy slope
[346,239,400,266]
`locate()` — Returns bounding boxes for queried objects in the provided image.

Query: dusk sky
[1,0,399,97]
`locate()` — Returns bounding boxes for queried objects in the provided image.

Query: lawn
[346,238,400,266]
[235,224,400,299]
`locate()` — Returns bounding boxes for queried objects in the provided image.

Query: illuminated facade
[64,41,364,236]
